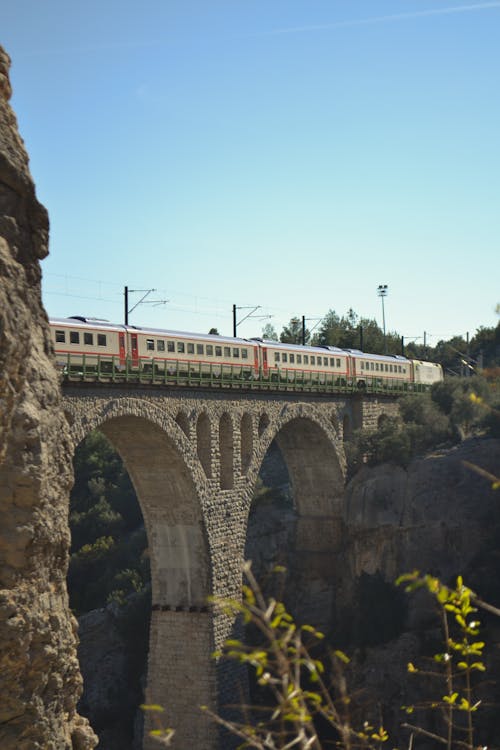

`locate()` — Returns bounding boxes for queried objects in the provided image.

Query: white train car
[50,317,123,372]
[256,339,350,384]
[344,349,412,387]
[128,325,258,379]
[412,359,443,385]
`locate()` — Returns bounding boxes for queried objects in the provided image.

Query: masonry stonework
[62,386,397,749]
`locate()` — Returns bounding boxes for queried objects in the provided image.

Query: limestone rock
[0,46,97,749]
[337,437,500,745]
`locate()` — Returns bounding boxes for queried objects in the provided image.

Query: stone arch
[247,404,346,630]
[240,412,253,475]
[63,398,215,748]
[219,412,234,490]
[196,411,212,479]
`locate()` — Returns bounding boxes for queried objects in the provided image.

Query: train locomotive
[49,316,443,391]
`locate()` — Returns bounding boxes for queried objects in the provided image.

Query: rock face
[336,437,500,745]
[0,47,96,749]
[341,438,500,597]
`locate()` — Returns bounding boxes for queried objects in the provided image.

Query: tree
[280,317,309,345]
[262,322,278,341]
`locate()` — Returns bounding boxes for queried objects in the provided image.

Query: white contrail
[267,2,500,36]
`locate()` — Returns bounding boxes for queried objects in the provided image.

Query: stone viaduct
[62,384,399,749]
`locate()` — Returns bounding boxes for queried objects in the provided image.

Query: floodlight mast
[377,284,388,353]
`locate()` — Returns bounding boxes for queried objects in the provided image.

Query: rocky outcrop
[0,47,96,749]
[341,437,500,593]
[336,437,500,745]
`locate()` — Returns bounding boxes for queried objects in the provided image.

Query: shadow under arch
[248,411,346,632]
[68,406,215,749]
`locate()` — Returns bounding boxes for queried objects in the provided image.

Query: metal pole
[124,286,129,325]
[233,304,237,337]
[382,295,386,353]
[377,284,388,354]
[359,325,363,351]
[401,336,404,356]
[302,316,306,346]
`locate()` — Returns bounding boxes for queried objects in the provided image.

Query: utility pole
[124,286,168,325]
[232,304,270,337]
[302,316,306,346]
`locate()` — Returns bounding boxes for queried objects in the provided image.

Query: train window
[187,343,195,354]
[389,364,393,372]
[55,330,65,343]
[360,361,364,370]
[289,353,295,363]
[323,357,328,366]
[330,359,334,367]
[375,363,379,371]
[70,331,80,344]
[233,348,240,358]
[274,352,280,362]
[97,334,106,347]
[157,340,165,352]
[385,364,388,372]
[297,354,302,364]
[224,347,231,357]
[177,342,185,353]
[84,332,93,345]
[371,362,374,370]
[337,359,342,368]
[282,353,288,363]
[398,365,402,373]
[196,344,204,355]
[310,356,315,365]
[146,339,155,351]
[241,349,248,359]
[167,341,175,352]
[215,346,222,357]
[206,345,213,355]
[303,355,309,364]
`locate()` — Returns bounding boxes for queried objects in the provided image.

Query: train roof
[344,349,411,363]
[128,325,251,346]
[254,339,346,355]
[50,316,125,332]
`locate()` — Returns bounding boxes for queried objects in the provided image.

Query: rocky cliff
[336,437,500,745]
[0,47,96,749]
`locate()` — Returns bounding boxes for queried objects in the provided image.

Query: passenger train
[49,316,443,391]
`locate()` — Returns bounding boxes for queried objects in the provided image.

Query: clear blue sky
[3,1,499,343]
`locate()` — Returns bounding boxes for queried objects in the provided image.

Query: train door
[262,347,268,376]
[131,333,139,368]
[119,333,126,367]
[253,347,259,376]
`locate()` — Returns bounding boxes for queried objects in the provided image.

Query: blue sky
[3,1,499,344]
